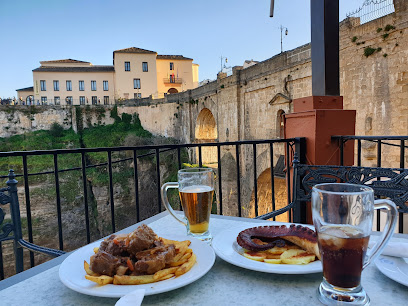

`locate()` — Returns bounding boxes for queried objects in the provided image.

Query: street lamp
[279,25,288,53]
[220,56,228,72]
[270,0,340,96]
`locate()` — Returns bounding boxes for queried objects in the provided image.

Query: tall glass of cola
[312,183,397,305]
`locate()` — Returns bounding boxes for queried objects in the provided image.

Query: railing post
[339,137,344,166]
[7,170,24,274]
[292,138,307,223]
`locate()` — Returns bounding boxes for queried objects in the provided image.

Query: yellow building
[17,47,199,106]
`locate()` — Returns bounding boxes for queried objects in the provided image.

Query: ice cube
[321,226,349,239]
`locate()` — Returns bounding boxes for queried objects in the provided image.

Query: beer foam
[181,185,213,193]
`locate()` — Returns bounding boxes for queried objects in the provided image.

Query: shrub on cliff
[49,122,64,137]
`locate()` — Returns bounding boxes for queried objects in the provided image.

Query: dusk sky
[1,0,366,98]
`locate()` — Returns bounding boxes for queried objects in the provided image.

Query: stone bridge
[2,1,407,219]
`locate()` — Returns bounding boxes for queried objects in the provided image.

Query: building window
[134,93,141,99]
[142,62,148,72]
[133,78,141,89]
[91,81,97,91]
[40,80,46,91]
[79,96,85,105]
[53,80,59,91]
[54,96,60,105]
[103,81,109,91]
[79,80,85,91]
[104,96,109,105]
[92,96,97,105]
[170,74,176,83]
[125,61,130,71]
[66,96,73,105]
[170,62,174,70]
[66,80,72,91]
[277,110,285,138]
[41,96,47,104]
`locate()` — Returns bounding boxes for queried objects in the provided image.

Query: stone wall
[340,0,408,167]
[0,106,72,137]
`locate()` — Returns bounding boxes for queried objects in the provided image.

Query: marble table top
[0,212,407,306]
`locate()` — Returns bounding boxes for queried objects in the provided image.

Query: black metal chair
[0,170,65,275]
[256,153,408,227]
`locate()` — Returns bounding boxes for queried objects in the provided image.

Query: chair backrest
[0,170,24,274]
[293,161,408,214]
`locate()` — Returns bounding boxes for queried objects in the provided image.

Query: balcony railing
[163,78,182,84]
[333,135,408,233]
[0,137,304,279]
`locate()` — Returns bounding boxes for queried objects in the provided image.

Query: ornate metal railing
[333,135,408,234]
[0,137,304,279]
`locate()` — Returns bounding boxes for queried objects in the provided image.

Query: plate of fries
[59,234,215,297]
[212,223,322,274]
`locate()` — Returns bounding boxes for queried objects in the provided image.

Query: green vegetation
[382,33,389,40]
[377,27,383,33]
[384,24,395,32]
[49,122,65,138]
[364,47,378,58]
[351,36,358,43]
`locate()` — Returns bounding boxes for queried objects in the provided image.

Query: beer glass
[312,183,397,305]
[161,168,214,242]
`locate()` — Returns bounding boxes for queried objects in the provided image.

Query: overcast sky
[0,0,370,98]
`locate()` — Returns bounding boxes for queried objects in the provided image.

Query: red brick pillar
[285,96,356,166]
[285,96,356,223]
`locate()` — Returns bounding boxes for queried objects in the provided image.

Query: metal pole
[311,0,340,96]
[281,26,283,53]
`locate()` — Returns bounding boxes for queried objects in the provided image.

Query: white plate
[59,234,215,297]
[375,256,408,287]
[212,223,322,274]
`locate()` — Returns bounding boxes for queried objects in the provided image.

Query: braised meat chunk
[90,251,120,276]
[99,234,128,257]
[127,224,158,255]
[133,244,176,275]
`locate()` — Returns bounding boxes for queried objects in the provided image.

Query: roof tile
[114,47,156,54]
[33,66,114,72]
[40,59,90,64]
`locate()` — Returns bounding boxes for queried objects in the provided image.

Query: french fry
[158,273,174,281]
[114,274,156,285]
[185,248,193,255]
[93,247,99,254]
[84,260,99,276]
[173,242,190,262]
[153,267,178,280]
[175,253,196,277]
[170,251,193,267]
[161,238,178,245]
[162,238,191,248]
[85,275,114,285]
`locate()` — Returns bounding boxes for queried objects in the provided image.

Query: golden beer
[179,185,214,234]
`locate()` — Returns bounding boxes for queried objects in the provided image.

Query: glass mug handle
[363,199,398,269]
[161,182,187,226]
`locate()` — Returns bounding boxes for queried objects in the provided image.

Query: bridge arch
[195,108,217,141]
[195,108,218,167]
[249,157,288,222]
